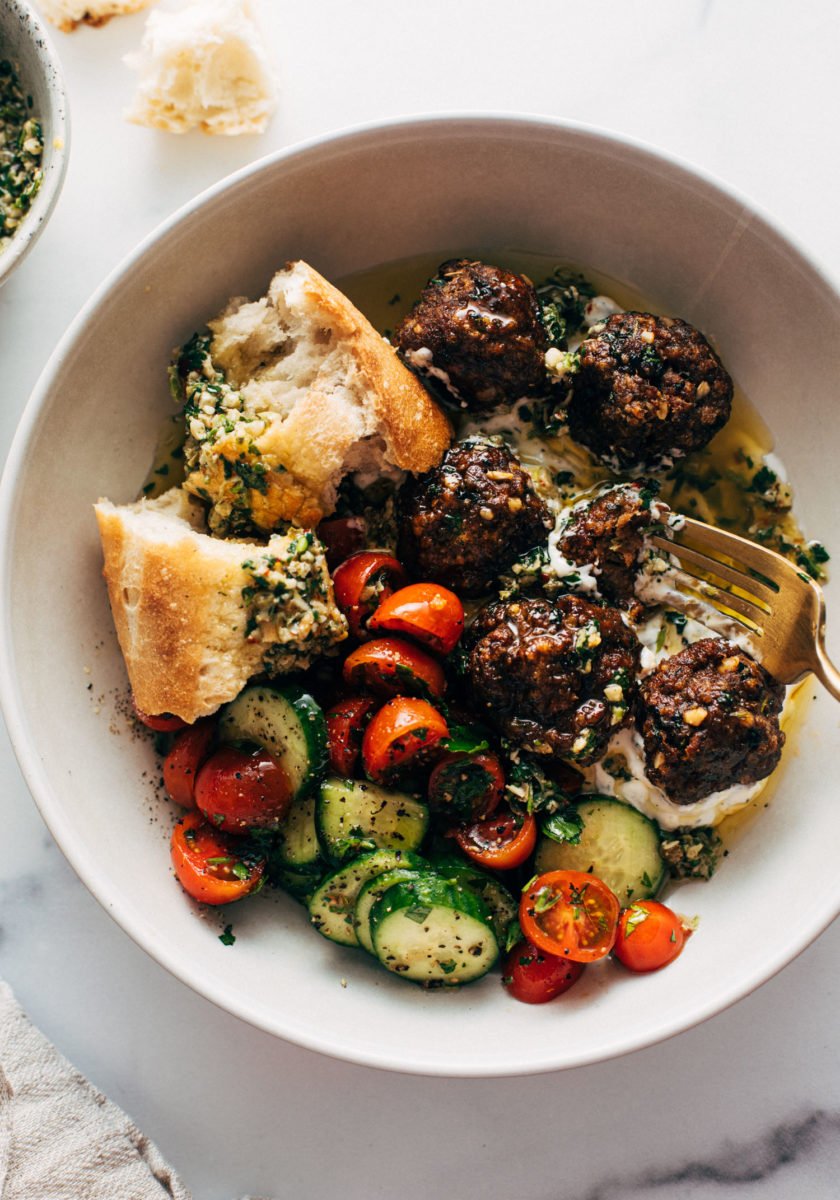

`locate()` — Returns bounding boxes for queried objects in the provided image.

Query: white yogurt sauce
[590,725,772,831]
[582,294,623,328]
[404,347,462,401]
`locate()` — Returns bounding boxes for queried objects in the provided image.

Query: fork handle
[814,639,840,702]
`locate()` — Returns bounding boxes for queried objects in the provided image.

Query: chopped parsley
[535,268,596,349]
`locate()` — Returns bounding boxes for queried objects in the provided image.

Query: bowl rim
[1,112,838,1076]
[0,0,70,287]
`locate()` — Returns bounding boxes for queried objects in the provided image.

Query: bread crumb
[124,0,278,136]
[38,1,153,34]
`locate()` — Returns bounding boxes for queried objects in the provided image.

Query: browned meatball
[556,482,670,620]
[465,595,641,764]
[638,638,785,804]
[397,440,552,597]
[393,259,547,412]
[567,312,733,469]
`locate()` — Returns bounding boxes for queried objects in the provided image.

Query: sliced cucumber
[371,873,499,986]
[354,865,429,955]
[273,792,323,871]
[535,795,666,904]
[271,863,325,904]
[308,849,427,947]
[316,777,429,865]
[219,685,327,801]
[429,851,518,947]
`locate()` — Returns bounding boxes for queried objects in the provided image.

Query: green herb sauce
[0,60,43,252]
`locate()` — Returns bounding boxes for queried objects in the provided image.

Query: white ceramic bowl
[1,116,838,1076]
[0,0,68,286]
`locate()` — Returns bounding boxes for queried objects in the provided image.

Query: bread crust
[288,263,452,473]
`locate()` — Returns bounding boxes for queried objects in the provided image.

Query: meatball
[567,312,733,469]
[397,440,552,597]
[393,259,547,412]
[637,638,785,804]
[465,595,641,764]
[555,482,670,620]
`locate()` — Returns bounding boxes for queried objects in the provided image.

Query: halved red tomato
[613,900,689,973]
[133,699,187,733]
[194,744,294,833]
[162,719,216,808]
[502,940,585,1004]
[171,811,265,905]
[325,696,376,777]
[520,869,619,964]
[362,697,449,782]
[343,637,446,699]
[332,552,408,639]
[368,583,464,655]
[454,809,537,871]
[316,516,368,570]
[428,750,504,821]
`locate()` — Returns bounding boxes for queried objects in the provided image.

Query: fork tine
[677,578,766,633]
[673,518,782,592]
[650,536,773,613]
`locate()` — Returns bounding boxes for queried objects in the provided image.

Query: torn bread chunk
[124,0,277,136]
[39,0,152,33]
[94,489,347,723]
[176,260,452,536]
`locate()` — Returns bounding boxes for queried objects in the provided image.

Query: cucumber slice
[271,863,325,903]
[219,685,327,801]
[273,792,323,871]
[354,865,429,955]
[429,851,518,947]
[371,873,499,986]
[316,777,429,865]
[535,796,666,903]
[308,849,426,947]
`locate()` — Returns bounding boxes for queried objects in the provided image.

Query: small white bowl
[0,0,68,286]
[1,116,837,1076]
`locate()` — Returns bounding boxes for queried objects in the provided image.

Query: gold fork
[650,516,840,700]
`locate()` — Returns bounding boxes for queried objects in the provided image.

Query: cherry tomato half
[326,696,376,777]
[502,940,586,1004]
[194,744,294,833]
[163,719,216,808]
[613,901,688,973]
[368,582,465,655]
[171,811,265,905]
[362,697,450,782]
[317,516,368,570]
[133,699,187,733]
[428,751,505,821]
[343,637,446,699]
[332,552,408,639]
[454,810,537,871]
[520,870,620,964]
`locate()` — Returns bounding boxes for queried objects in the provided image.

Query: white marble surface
[1,1,839,1196]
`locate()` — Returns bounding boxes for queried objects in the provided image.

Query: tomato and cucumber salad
[146,551,693,1000]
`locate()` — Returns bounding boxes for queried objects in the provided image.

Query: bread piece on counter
[181,260,453,535]
[94,489,347,723]
[39,0,152,33]
[124,0,277,136]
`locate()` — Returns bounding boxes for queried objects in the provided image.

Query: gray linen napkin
[0,981,193,1199]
